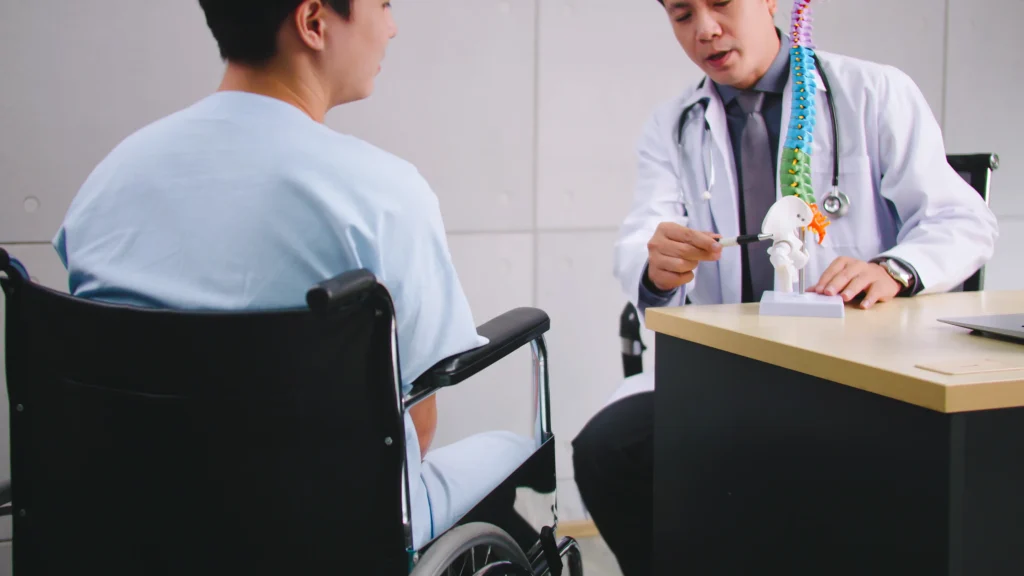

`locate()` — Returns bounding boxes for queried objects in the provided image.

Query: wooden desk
[648,290,1024,575]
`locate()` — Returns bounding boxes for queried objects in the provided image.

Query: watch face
[883,260,910,287]
[887,259,907,275]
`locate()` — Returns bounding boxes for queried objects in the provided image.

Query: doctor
[572,1,999,574]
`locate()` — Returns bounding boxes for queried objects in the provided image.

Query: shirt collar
[713,28,791,107]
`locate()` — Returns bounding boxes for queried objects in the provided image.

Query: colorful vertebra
[781,0,830,243]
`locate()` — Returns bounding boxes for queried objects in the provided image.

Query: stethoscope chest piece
[821,186,850,218]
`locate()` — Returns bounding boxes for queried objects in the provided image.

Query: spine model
[781,0,830,243]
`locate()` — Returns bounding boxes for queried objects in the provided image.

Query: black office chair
[946,153,999,292]
[0,248,582,576]
[619,152,1000,379]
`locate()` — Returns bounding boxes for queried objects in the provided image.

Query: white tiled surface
[328,1,538,233]
[0,2,223,243]
[536,0,699,230]
[944,0,1024,217]
[577,536,623,576]
[536,230,653,480]
[774,0,947,122]
[985,217,1024,290]
[431,233,537,448]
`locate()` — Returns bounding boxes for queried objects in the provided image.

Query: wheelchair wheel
[411,522,533,576]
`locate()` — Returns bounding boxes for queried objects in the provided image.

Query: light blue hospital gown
[53,91,536,549]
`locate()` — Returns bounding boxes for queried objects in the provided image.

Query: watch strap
[872,257,918,296]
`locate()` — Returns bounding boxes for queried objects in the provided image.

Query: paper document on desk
[916,358,1024,376]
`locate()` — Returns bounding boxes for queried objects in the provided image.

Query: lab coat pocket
[810,153,877,260]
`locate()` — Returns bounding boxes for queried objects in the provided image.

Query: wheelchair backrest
[1,250,410,575]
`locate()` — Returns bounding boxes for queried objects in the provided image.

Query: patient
[53,0,537,550]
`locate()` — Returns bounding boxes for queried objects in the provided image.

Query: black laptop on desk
[938,313,1024,344]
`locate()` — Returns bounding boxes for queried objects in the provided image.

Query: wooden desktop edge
[644,307,1024,414]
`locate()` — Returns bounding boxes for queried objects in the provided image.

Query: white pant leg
[405,413,535,550]
[405,413,434,549]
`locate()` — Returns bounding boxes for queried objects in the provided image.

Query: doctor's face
[663,0,780,90]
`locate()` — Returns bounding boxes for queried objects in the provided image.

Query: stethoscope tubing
[676,54,846,217]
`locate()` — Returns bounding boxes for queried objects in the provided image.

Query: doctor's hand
[646,222,722,292]
[809,256,901,310]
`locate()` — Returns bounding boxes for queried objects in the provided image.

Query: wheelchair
[0,248,582,576]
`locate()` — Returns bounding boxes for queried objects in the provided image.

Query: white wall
[2,1,1023,554]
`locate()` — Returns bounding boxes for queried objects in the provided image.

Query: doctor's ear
[765,0,778,17]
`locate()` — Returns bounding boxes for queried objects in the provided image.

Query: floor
[0,537,619,576]
[576,536,623,576]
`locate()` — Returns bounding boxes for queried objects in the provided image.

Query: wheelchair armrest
[411,307,550,393]
[0,479,11,516]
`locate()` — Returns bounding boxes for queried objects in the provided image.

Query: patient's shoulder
[313,129,442,218]
[326,132,424,187]
[319,126,420,177]
[75,93,444,236]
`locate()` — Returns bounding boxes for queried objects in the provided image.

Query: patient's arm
[410,395,438,457]
[368,174,486,458]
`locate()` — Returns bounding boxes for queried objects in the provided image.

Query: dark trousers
[571,392,653,576]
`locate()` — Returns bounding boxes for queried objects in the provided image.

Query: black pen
[716,233,773,247]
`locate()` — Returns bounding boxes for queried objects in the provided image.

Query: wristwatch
[874,258,915,295]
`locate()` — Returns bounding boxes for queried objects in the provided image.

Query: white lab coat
[615,50,998,313]
[608,50,999,404]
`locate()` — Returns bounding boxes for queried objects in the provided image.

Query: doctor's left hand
[809,257,901,310]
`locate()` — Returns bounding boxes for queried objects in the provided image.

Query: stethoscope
[676,53,850,218]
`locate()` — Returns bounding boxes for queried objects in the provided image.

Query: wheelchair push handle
[0,248,30,293]
[305,268,380,313]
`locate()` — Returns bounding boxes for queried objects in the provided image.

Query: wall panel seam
[941,0,951,131]
[531,0,542,308]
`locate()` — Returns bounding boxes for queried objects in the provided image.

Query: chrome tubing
[530,537,585,576]
[403,383,434,409]
[390,312,415,553]
[401,328,553,552]
[558,536,585,576]
[531,335,552,446]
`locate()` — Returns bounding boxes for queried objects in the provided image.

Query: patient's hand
[410,396,438,457]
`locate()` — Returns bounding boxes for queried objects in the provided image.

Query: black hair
[198,0,353,65]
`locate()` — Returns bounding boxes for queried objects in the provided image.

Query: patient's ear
[294,0,329,52]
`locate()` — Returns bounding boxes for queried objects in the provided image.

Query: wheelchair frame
[1,249,582,576]
[401,336,553,556]
[375,289,580,573]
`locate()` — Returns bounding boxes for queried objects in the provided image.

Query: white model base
[758,290,846,319]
